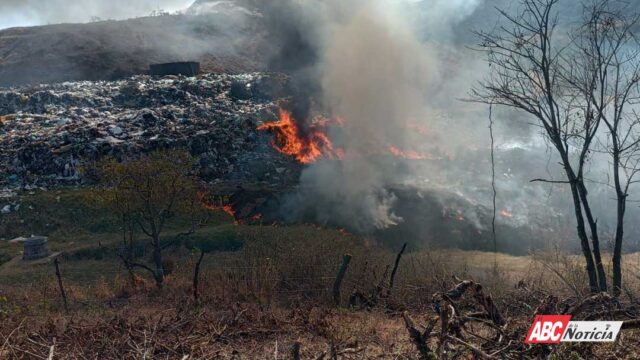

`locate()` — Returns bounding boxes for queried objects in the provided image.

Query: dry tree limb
[472,284,504,326]
[1,318,26,356]
[290,341,301,360]
[348,289,375,309]
[445,280,475,301]
[446,335,496,360]
[372,265,390,300]
[436,304,454,358]
[337,347,364,355]
[47,342,55,360]
[402,311,435,360]
[584,308,638,320]
[423,316,439,339]
[489,340,514,357]
[459,316,504,335]
[435,280,504,326]
[566,292,615,316]
[329,343,338,360]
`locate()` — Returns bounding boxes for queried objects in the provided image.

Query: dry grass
[2,228,640,358]
[3,193,640,359]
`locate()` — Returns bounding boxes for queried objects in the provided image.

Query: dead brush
[530,248,591,298]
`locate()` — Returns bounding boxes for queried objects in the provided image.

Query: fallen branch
[402,311,435,360]
[566,292,615,316]
[446,335,496,360]
[290,341,301,360]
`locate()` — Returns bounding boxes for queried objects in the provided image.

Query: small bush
[64,246,110,261]
[0,251,12,266]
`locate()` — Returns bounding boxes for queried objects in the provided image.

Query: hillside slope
[0,12,265,87]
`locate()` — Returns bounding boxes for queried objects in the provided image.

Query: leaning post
[53,257,69,312]
[332,254,352,306]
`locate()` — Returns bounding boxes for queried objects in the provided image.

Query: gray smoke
[0,0,193,29]
[267,0,640,253]
[271,0,490,234]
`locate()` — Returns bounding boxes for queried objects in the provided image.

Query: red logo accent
[525,315,572,344]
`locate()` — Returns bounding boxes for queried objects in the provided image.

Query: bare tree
[472,0,607,292]
[569,0,640,296]
[90,149,201,288]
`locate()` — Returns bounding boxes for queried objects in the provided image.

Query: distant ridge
[0,10,265,87]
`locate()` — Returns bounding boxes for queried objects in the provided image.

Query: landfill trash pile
[0,73,302,192]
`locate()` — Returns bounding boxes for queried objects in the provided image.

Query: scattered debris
[0,73,301,189]
[149,62,200,77]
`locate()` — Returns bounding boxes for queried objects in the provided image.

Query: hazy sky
[0,0,194,29]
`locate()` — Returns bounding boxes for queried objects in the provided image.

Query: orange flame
[223,205,236,218]
[257,109,342,164]
[198,191,237,221]
[259,109,438,162]
[500,209,514,218]
[388,146,439,160]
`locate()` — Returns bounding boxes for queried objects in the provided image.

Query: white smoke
[280,0,487,234]
[0,0,193,29]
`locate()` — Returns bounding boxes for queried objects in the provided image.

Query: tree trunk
[612,152,626,297]
[564,165,599,293]
[577,181,607,292]
[152,235,164,288]
[613,199,625,297]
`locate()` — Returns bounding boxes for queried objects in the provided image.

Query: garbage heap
[0,73,301,189]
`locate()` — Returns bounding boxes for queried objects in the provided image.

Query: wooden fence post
[388,243,407,297]
[289,341,301,360]
[193,249,205,303]
[53,257,68,312]
[333,254,352,306]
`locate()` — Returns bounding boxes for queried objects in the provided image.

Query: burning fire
[443,207,465,222]
[500,209,514,218]
[257,109,342,164]
[258,108,437,163]
[387,146,436,160]
[222,205,236,218]
[198,191,237,219]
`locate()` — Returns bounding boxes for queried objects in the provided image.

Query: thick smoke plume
[259,0,640,253]
[262,0,487,234]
